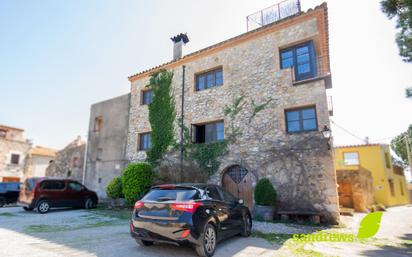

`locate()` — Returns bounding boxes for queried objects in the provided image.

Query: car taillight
[134,201,144,209]
[171,202,203,213]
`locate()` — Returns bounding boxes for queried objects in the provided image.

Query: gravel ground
[252,220,326,235]
[0,207,288,257]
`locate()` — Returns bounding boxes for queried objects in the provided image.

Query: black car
[130,183,252,257]
[0,182,21,207]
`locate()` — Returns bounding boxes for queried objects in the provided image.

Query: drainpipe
[81,134,88,185]
[180,65,186,182]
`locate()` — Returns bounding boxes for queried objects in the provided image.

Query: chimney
[170,33,189,60]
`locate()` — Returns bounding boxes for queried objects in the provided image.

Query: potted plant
[106,176,125,208]
[254,178,277,221]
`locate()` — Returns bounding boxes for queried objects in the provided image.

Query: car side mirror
[238,199,244,205]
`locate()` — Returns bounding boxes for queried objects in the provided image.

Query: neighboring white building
[24,146,57,178]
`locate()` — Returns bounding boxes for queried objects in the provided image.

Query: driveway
[0,206,285,257]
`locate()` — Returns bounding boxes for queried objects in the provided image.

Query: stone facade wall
[0,128,30,182]
[84,94,131,199]
[337,168,374,212]
[126,5,339,223]
[45,138,85,182]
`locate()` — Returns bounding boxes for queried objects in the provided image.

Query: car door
[67,181,84,207]
[40,180,67,207]
[205,186,232,239]
[216,186,243,232]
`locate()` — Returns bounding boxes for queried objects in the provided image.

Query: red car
[18,177,98,214]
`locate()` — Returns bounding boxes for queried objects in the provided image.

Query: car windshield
[142,188,200,202]
[24,179,36,191]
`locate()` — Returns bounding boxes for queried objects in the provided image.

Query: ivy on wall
[146,69,176,165]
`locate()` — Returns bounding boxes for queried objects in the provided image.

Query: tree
[407,87,412,98]
[146,70,176,165]
[390,124,412,166]
[381,0,412,62]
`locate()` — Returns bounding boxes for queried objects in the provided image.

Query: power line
[330,120,365,142]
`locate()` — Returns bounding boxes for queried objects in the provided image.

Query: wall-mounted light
[321,125,331,150]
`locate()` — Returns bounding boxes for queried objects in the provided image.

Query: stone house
[46,136,85,182]
[23,146,57,179]
[0,124,31,182]
[125,3,339,223]
[83,94,131,199]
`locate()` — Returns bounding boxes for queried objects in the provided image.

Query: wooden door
[222,165,254,211]
[338,182,353,208]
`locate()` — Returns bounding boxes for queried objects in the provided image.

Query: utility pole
[404,134,412,178]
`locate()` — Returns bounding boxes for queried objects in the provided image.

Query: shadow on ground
[0,207,290,257]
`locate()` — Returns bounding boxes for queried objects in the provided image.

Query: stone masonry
[0,125,31,182]
[126,4,339,223]
[46,137,85,182]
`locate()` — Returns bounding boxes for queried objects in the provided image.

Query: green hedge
[254,178,277,206]
[106,177,123,199]
[122,163,154,205]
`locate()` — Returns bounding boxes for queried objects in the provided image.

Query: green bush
[106,177,124,199]
[122,163,154,205]
[254,178,277,206]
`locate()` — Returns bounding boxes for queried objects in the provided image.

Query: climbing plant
[146,69,176,165]
[174,95,270,176]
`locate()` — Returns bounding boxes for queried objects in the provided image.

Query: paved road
[0,207,283,257]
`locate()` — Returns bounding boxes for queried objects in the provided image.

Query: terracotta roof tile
[30,146,57,157]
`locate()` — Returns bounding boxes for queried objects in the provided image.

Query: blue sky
[1,0,411,151]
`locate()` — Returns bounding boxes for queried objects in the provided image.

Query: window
[384,152,391,168]
[196,68,223,91]
[217,186,237,204]
[343,152,359,165]
[142,188,200,201]
[206,186,221,201]
[285,106,317,133]
[141,90,153,105]
[96,148,103,161]
[0,130,6,138]
[139,133,151,150]
[192,121,224,143]
[400,180,404,196]
[10,154,20,165]
[40,180,65,190]
[68,181,82,192]
[71,157,80,168]
[94,116,103,132]
[280,41,316,81]
[388,179,395,197]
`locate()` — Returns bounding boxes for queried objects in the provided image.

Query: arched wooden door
[222,165,254,211]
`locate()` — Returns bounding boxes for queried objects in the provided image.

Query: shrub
[254,178,277,206]
[122,163,154,205]
[106,177,123,199]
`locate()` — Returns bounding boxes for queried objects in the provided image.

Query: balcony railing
[246,0,301,31]
[290,55,332,88]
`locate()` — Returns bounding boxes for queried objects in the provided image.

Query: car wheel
[36,200,50,214]
[195,223,217,257]
[240,213,252,237]
[23,207,34,211]
[0,197,6,207]
[84,198,95,209]
[135,239,153,246]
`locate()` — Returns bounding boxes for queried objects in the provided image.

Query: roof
[128,2,329,82]
[30,146,57,157]
[334,144,387,149]
[0,124,24,132]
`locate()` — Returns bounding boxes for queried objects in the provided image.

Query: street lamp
[321,125,331,150]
